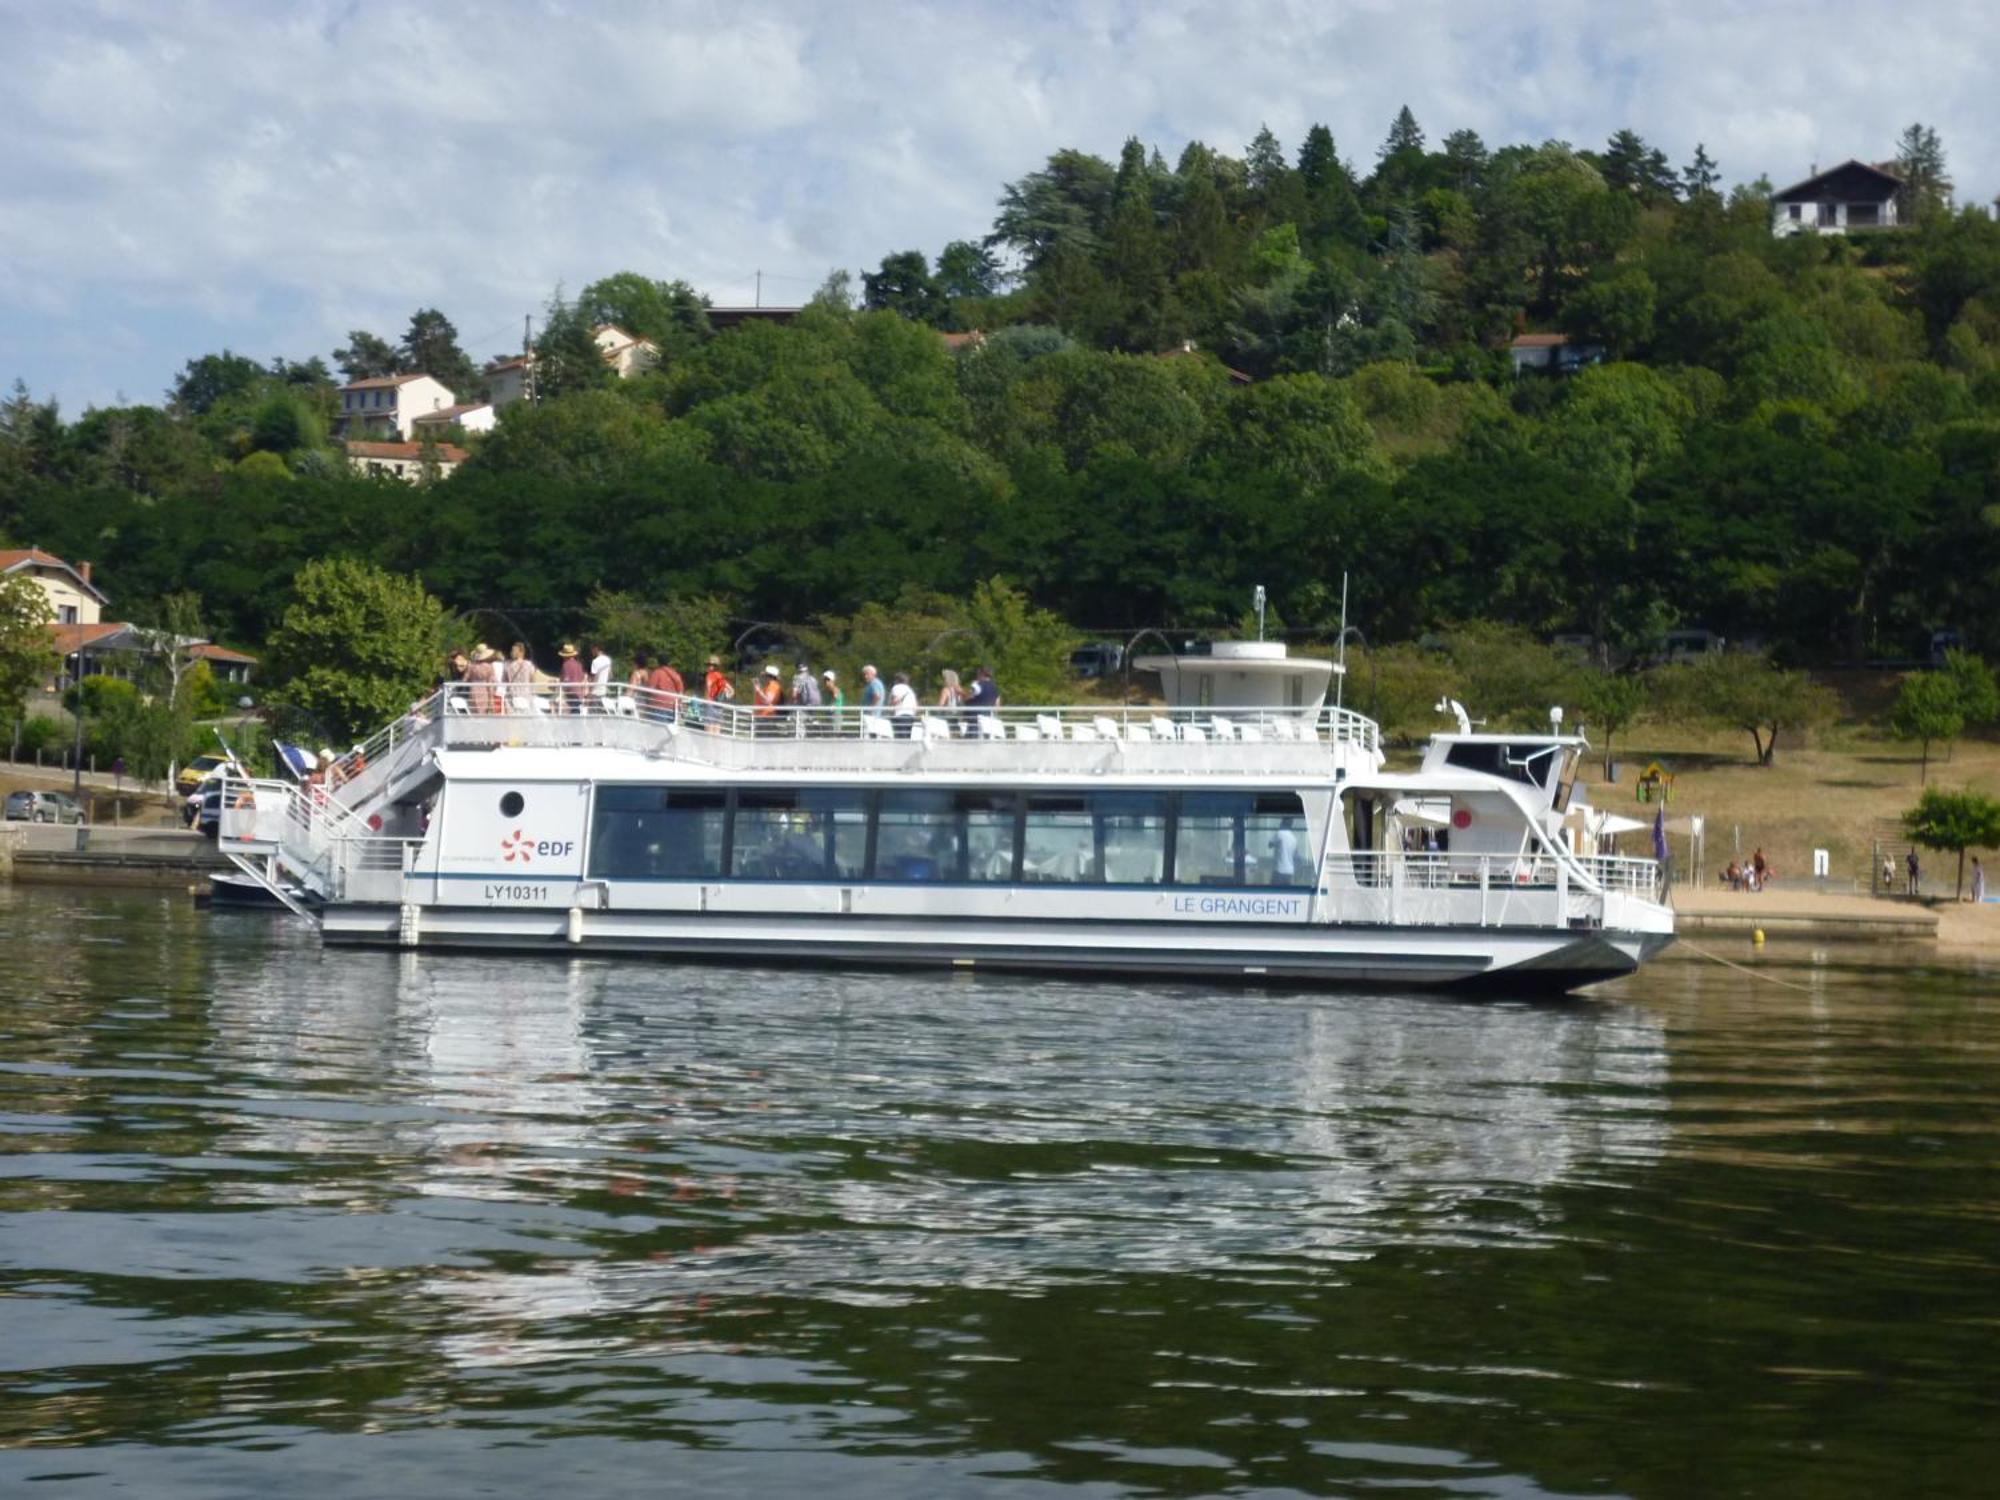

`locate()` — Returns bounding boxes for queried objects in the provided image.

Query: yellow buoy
[1752,929,1766,946]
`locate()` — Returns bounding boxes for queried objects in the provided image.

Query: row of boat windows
[584,787,1316,887]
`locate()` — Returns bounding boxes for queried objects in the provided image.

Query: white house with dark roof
[593,324,659,378]
[1771,160,1902,236]
[337,373,458,440]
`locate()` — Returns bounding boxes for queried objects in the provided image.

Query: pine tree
[1894,123,1951,222]
[1681,143,1720,200]
[1441,128,1488,192]
[1297,125,1368,251]
[1380,105,1425,160]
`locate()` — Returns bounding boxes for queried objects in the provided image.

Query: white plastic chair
[1150,717,1178,741]
[1182,724,1208,744]
[1014,724,1043,742]
[1269,717,1296,742]
[1125,723,1152,743]
[1093,716,1121,741]
[921,716,953,743]
[1036,713,1063,740]
[862,716,895,740]
[1071,724,1099,743]
[1238,724,1263,744]
[977,715,1007,741]
[1210,717,1238,742]
[446,696,470,716]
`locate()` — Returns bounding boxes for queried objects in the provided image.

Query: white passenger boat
[218,665,1671,992]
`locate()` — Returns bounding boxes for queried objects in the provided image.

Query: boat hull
[320,905,1670,993]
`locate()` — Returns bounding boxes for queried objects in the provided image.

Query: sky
[3,0,1996,411]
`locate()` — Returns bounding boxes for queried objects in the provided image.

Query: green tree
[0,573,58,725]
[333,330,403,383]
[1941,648,2000,725]
[935,240,1003,301]
[576,272,712,358]
[862,250,942,323]
[1891,669,1964,782]
[1902,785,2000,899]
[1579,671,1648,777]
[399,307,479,398]
[1659,651,1836,765]
[1894,123,1952,224]
[1682,143,1721,201]
[532,291,614,400]
[249,394,322,454]
[168,350,265,414]
[584,588,733,674]
[264,558,449,745]
[957,576,1077,703]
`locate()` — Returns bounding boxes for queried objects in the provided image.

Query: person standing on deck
[649,656,684,722]
[859,664,886,735]
[753,663,785,736]
[967,665,1001,719]
[505,642,535,713]
[703,655,734,733]
[557,643,586,713]
[588,643,613,712]
[822,669,844,712]
[1269,817,1300,886]
[887,672,919,737]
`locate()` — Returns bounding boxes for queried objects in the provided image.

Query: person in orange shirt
[752,663,784,736]
[702,655,734,733]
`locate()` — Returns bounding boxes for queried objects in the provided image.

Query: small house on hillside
[337,373,458,440]
[1771,160,1901,236]
[344,439,469,482]
[593,324,660,378]
[1,548,106,626]
[411,402,495,436]
[1509,333,1603,375]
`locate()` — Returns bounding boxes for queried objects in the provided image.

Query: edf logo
[501,830,575,863]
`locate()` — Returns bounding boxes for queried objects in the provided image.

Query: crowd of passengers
[440,642,1002,737]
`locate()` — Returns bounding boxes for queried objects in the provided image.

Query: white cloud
[1,0,1995,408]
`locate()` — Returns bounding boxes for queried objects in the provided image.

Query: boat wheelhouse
[219,683,1671,991]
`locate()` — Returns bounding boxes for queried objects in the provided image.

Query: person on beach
[1973,856,1986,905]
[1750,848,1769,893]
[1907,848,1921,896]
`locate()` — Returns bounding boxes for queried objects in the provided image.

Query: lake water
[2,885,1996,1498]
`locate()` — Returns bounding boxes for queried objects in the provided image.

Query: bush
[17,715,63,757]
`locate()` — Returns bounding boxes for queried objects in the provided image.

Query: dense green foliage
[0,573,58,724]
[263,559,451,745]
[5,114,2000,681]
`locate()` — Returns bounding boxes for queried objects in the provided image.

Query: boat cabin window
[499,791,525,818]
[1443,741,1558,788]
[730,789,868,881]
[587,786,1310,888]
[1176,792,1313,888]
[588,787,727,879]
[1022,791,1167,885]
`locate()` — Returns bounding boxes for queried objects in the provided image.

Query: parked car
[4,789,87,824]
[177,754,230,793]
[1069,642,1125,678]
[195,782,225,839]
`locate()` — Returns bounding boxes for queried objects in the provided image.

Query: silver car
[4,789,87,824]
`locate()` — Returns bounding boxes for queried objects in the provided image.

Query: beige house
[593,324,660,378]
[337,373,459,440]
[344,439,469,482]
[485,327,661,409]
[1,548,107,626]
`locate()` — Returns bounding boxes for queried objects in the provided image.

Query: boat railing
[1321,851,1661,899]
[321,683,1382,791]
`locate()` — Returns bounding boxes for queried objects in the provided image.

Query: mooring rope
[1677,937,1818,993]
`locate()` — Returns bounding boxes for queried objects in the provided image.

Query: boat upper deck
[325,683,1385,806]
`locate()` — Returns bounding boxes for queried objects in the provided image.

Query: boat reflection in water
[201,945,1667,1369]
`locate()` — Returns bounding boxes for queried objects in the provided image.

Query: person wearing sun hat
[557,642,585,714]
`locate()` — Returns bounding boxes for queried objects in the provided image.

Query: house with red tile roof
[1,547,108,627]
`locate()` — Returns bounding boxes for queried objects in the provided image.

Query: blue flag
[275,741,313,778]
[1651,807,1668,864]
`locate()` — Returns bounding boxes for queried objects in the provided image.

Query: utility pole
[755,269,762,308]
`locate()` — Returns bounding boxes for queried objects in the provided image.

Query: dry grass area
[1582,716,2000,893]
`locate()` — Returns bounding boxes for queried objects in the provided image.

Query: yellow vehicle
[177,754,229,793]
